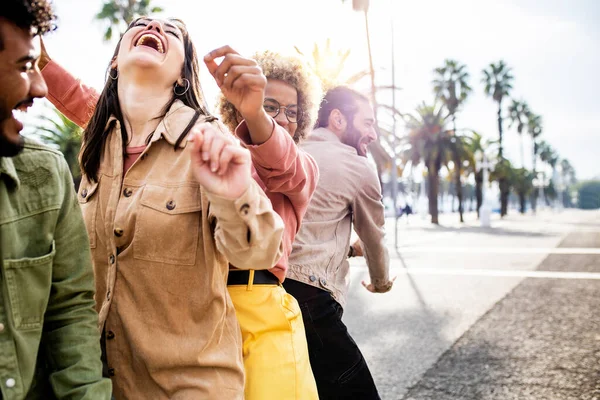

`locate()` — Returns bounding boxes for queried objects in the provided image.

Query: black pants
[283,279,381,400]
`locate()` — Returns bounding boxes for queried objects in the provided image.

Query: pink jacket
[41,60,318,282]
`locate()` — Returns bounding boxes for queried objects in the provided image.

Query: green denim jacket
[0,139,111,399]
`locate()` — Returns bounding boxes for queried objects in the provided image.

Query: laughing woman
[40,18,284,399]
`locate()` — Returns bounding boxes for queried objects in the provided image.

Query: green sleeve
[41,156,112,399]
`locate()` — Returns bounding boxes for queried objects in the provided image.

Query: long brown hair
[80,17,215,182]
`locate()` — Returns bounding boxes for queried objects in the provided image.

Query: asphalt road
[342,209,600,400]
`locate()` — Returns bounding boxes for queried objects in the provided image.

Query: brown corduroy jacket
[74,101,284,398]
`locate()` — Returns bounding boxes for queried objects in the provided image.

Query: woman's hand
[204,45,266,122]
[189,123,252,199]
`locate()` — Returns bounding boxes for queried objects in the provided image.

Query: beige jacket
[287,128,389,309]
[77,101,284,399]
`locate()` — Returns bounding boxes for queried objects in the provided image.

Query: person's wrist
[241,106,267,124]
[375,280,393,293]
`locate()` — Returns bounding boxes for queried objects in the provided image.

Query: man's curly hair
[0,0,57,50]
[217,50,322,143]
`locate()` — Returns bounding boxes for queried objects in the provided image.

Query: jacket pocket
[134,184,202,265]
[77,179,99,249]
[3,241,55,330]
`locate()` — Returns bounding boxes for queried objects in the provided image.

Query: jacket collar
[0,156,20,189]
[105,100,204,149]
[309,127,342,144]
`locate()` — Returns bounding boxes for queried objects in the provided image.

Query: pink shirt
[41,60,318,282]
[236,121,319,281]
[123,145,146,176]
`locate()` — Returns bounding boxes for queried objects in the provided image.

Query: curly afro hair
[217,50,322,143]
[0,0,57,49]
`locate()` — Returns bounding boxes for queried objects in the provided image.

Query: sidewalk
[401,230,600,400]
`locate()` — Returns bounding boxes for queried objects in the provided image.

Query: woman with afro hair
[207,45,322,399]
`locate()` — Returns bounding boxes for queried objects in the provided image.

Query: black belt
[227,270,279,286]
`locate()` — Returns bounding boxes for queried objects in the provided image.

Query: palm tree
[448,134,473,223]
[507,99,530,167]
[463,131,486,216]
[35,108,83,189]
[490,157,513,217]
[526,112,542,210]
[295,39,369,92]
[538,140,557,205]
[482,60,514,159]
[538,141,556,171]
[401,102,454,224]
[511,167,535,214]
[433,59,472,132]
[482,60,514,215]
[527,112,543,171]
[560,159,576,186]
[560,159,577,207]
[432,59,471,222]
[96,0,163,41]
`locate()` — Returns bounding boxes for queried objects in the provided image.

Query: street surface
[343,208,600,399]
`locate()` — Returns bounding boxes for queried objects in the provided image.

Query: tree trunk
[519,132,525,168]
[451,114,464,222]
[499,177,509,217]
[428,165,440,224]
[475,170,483,218]
[497,99,503,159]
[518,191,526,214]
[531,141,538,212]
[455,162,464,223]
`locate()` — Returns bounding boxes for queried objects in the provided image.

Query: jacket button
[81,189,88,198]
[0,323,4,332]
[309,275,317,282]
[166,200,176,210]
[114,228,124,237]
[108,368,115,376]
[123,188,133,197]
[106,330,115,340]
[106,291,111,301]
[109,254,115,264]
[239,203,250,215]
[320,278,328,287]
[5,378,15,388]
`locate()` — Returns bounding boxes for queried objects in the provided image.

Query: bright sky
[30,0,600,180]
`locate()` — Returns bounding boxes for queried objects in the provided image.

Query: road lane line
[395,247,600,254]
[350,266,600,280]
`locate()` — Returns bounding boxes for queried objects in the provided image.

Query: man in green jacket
[0,1,112,398]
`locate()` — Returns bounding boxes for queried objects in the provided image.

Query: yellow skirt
[228,277,319,400]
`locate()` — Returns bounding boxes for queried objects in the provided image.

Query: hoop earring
[109,69,119,81]
[174,78,190,96]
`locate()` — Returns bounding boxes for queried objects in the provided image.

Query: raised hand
[188,122,252,199]
[204,45,267,122]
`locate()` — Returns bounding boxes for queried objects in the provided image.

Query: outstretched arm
[205,45,319,229]
[352,166,393,293]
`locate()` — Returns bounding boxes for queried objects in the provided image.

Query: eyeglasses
[263,98,301,123]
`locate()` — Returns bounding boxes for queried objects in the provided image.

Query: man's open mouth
[135,33,164,53]
[11,104,29,124]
